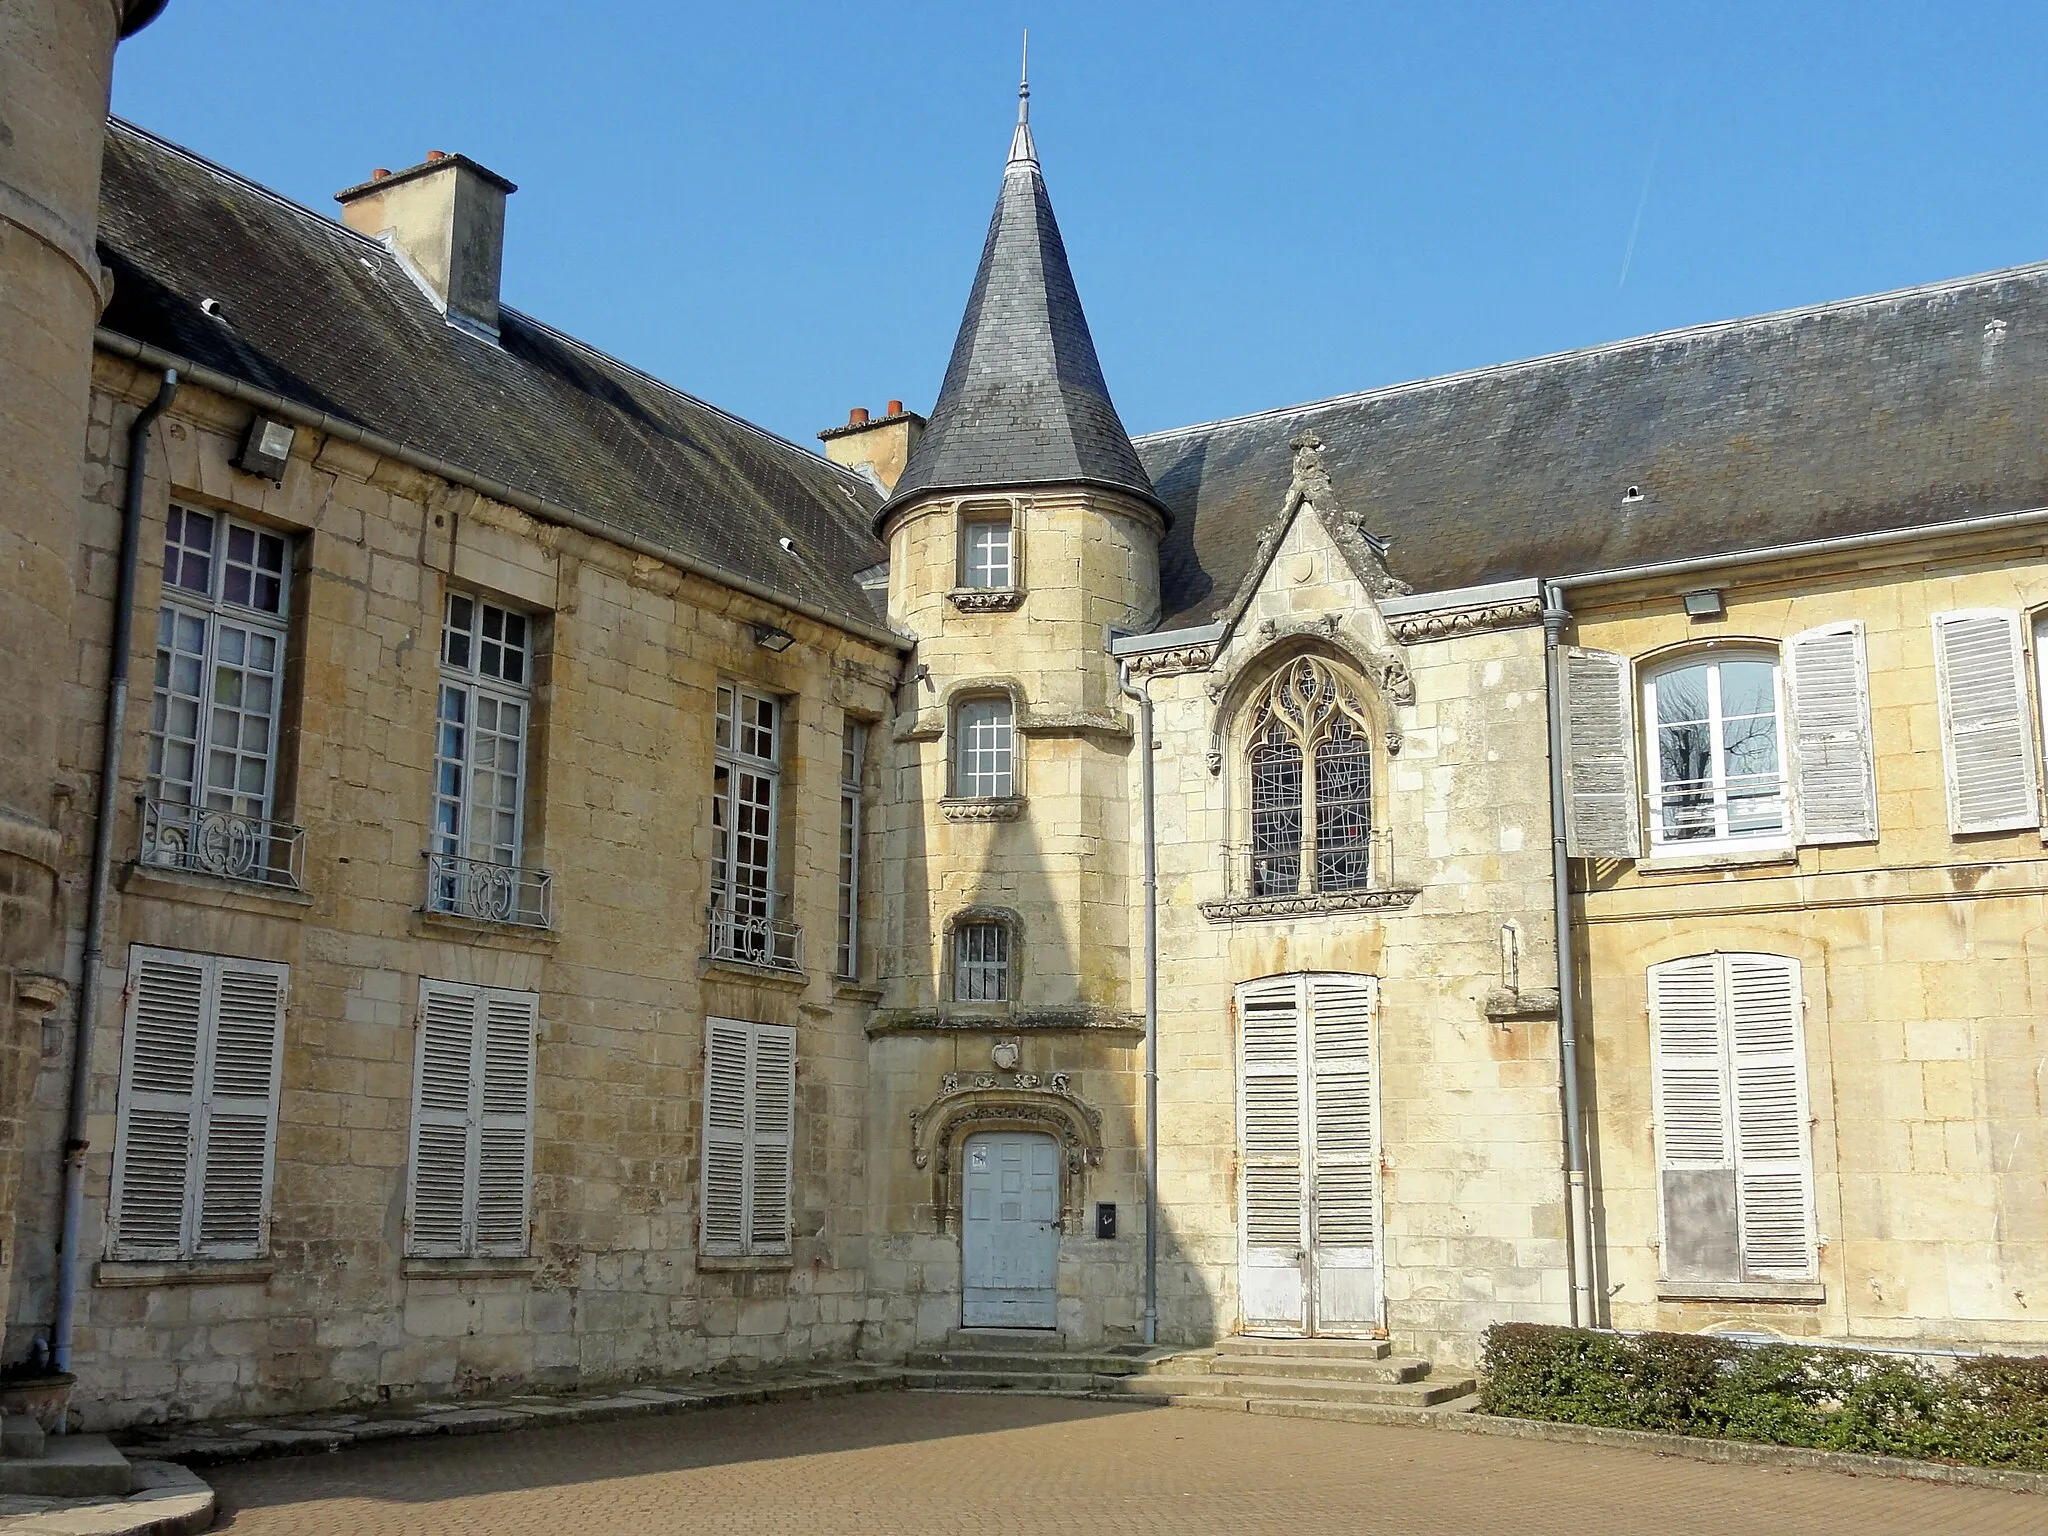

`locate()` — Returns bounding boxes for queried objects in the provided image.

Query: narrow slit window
[836,719,867,979]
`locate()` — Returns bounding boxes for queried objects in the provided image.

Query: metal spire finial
[1008,30,1038,169]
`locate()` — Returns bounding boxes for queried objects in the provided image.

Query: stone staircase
[901,1329,1168,1395]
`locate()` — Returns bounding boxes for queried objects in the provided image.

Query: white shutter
[1785,621,1878,844]
[700,1018,751,1256]
[1649,955,1737,1282]
[1561,647,1641,858]
[1238,978,1305,1250]
[1932,609,2039,833]
[194,960,286,1258]
[110,949,207,1259]
[473,991,536,1256]
[1726,954,1815,1280]
[748,1023,797,1255]
[1306,974,1376,1253]
[408,981,478,1257]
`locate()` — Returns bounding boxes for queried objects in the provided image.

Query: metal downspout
[1542,580,1597,1329]
[1117,661,1160,1345]
[53,369,179,1379]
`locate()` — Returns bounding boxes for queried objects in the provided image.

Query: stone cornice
[866,1005,1144,1038]
[1387,597,1544,644]
[1199,887,1421,923]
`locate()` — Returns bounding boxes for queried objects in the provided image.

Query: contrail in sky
[1618,100,1672,289]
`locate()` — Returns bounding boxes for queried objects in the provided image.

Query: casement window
[1561,627,1877,859]
[108,946,286,1261]
[1244,655,1374,896]
[144,505,299,885]
[836,719,868,979]
[1649,953,1816,1284]
[953,920,1011,1002]
[960,514,1015,590]
[1932,609,2041,835]
[711,683,794,967]
[700,1018,796,1258]
[406,979,537,1258]
[430,591,549,924]
[953,696,1016,799]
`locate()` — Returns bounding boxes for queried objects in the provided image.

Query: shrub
[1478,1324,2048,1470]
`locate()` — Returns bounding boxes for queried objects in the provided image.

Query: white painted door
[962,1131,1060,1327]
[1236,973,1382,1336]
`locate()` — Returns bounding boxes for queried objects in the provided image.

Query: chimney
[336,151,517,339]
[818,402,926,495]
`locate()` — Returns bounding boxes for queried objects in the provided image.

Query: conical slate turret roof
[880,78,1163,524]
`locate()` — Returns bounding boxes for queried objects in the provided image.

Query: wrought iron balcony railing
[139,798,306,890]
[425,853,554,928]
[705,902,803,972]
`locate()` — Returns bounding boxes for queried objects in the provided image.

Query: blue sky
[113,2,2048,449]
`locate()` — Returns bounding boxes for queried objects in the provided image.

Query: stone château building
[4,8,2047,1427]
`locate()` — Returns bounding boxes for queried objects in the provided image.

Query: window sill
[940,796,1025,823]
[834,981,884,1003]
[698,956,810,991]
[412,908,559,949]
[1635,846,1798,875]
[96,1259,273,1288]
[946,587,1026,614]
[118,862,313,913]
[1657,1280,1825,1303]
[404,1257,538,1280]
[1200,887,1421,923]
[696,1254,795,1273]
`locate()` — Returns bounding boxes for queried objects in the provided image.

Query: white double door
[1237,973,1382,1336]
[961,1131,1061,1328]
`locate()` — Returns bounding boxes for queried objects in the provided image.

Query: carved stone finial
[1289,432,1335,505]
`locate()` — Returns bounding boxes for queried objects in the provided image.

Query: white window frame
[147,504,291,822]
[836,719,867,979]
[433,590,534,871]
[712,683,783,925]
[960,515,1015,590]
[405,979,538,1259]
[107,945,287,1261]
[953,695,1016,799]
[699,1017,797,1258]
[1641,649,1791,853]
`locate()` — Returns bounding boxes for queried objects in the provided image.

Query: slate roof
[879,115,1161,523]
[95,120,890,632]
[1136,264,2048,628]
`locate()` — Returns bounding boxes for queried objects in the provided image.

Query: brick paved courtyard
[207,1393,2044,1536]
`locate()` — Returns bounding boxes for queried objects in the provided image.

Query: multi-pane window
[145,506,296,884]
[961,518,1014,590]
[431,592,545,923]
[701,1018,796,1258]
[954,920,1010,1002]
[108,946,286,1261]
[1244,656,1373,897]
[954,697,1015,798]
[406,979,537,1258]
[1642,653,1786,849]
[712,684,791,966]
[836,719,867,979]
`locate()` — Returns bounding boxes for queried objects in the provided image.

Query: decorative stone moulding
[939,796,1025,823]
[910,1072,1104,1230]
[1387,597,1545,644]
[946,587,1027,614]
[866,1004,1143,1038]
[1122,643,1218,678]
[1199,886,1421,923]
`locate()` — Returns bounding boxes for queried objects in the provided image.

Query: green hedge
[1479,1323,2048,1470]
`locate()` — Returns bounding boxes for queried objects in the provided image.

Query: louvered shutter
[110,949,207,1259]
[748,1024,797,1255]
[1561,647,1641,858]
[408,981,478,1256]
[1785,621,1878,844]
[700,1018,751,1256]
[1726,954,1815,1280]
[194,960,286,1258]
[1649,955,1738,1282]
[1306,975,1375,1254]
[1932,610,2039,833]
[1238,978,1305,1252]
[473,991,536,1256]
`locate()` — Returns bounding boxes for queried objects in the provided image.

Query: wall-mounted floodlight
[1682,588,1725,619]
[235,416,296,482]
[752,623,795,652]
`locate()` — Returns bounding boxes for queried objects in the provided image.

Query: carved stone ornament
[1206,748,1224,776]
[1123,643,1218,679]
[991,1038,1021,1070]
[947,587,1027,614]
[1288,432,1410,601]
[1200,886,1422,923]
[939,797,1026,823]
[1387,598,1544,645]
[909,1074,1105,1230]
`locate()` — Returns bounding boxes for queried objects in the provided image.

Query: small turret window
[962,516,1014,590]
[955,696,1016,798]
[955,921,1011,1002]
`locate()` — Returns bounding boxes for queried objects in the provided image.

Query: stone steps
[1096,1371,1475,1407]
[905,1351,1146,1376]
[1214,1336,1393,1360]
[900,1369,1099,1395]
[1139,1351,1428,1384]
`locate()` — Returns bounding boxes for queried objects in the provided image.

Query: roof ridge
[106,116,876,504]
[1134,255,2048,445]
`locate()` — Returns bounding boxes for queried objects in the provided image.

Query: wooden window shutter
[1785,621,1878,845]
[194,960,286,1258]
[1306,974,1376,1254]
[408,980,479,1257]
[1238,977,1305,1251]
[1649,955,1737,1282]
[1932,609,2040,834]
[473,990,536,1256]
[1561,647,1641,858]
[748,1024,797,1255]
[700,1018,751,1257]
[110,949,208,1259]
[1725,954,1815,1280]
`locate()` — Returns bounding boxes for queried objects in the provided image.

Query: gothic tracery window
[1244,655,1375,897]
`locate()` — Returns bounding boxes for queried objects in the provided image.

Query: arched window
[954,695,1016,799]
[1243,655,1375,896]
[1641,650,1786,849]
